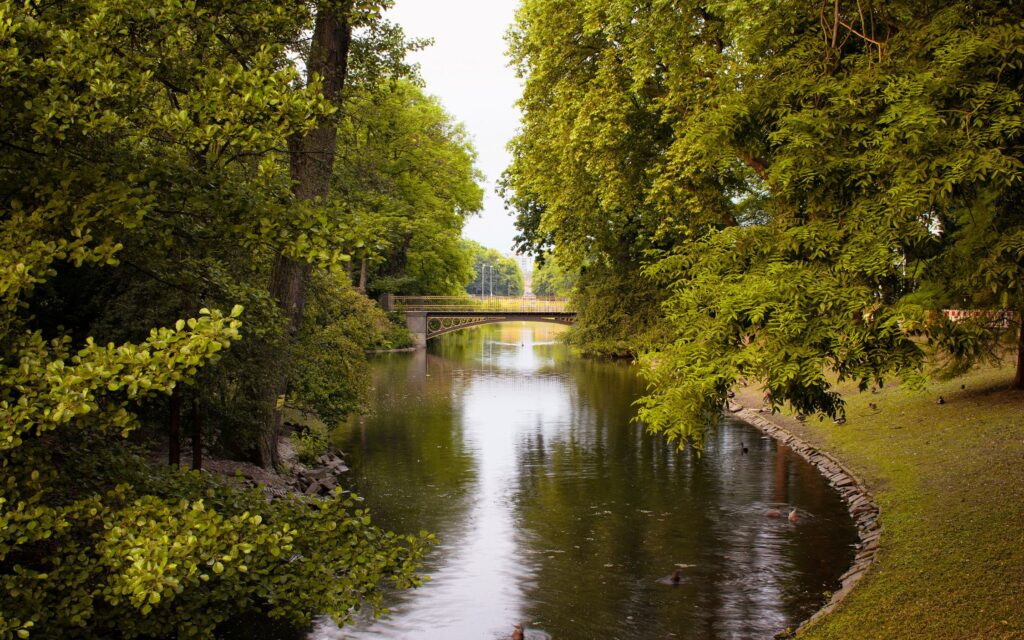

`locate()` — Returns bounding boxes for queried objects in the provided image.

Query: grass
[735,362,1024,640]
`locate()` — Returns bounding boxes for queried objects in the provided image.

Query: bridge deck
[390,296,574,347]
[390,295,572,314]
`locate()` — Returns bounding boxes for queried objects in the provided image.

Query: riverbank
[732,406,880,638]
[365,346,417,354]
[154,435,349,498]
[732,363,1024,640]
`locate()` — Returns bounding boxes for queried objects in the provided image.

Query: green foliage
[562,261,670,358]
[503,0,691,358]
[636,226,927,445]
[531,253,577,298]
[331,81,484,296]
[1,435,431,639]
[290,270,411,426]
[378,314,416,350]
[290,419,330,465]
[463,240,525,297]
[1,0,335,458]
[507,0,1024,444]
[0,306,243,452]
[0,0,433,636]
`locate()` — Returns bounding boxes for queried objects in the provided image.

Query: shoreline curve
[731,406,882,637]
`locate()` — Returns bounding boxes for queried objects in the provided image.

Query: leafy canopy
[0,1,431,637]
[331,80,485,296]
[506,0,1024,445]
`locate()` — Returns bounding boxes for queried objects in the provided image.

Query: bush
[290,420,329,465]
[1,435,432,639]
[289,271,413,426]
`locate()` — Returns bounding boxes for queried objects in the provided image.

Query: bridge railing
[392,295,572,314]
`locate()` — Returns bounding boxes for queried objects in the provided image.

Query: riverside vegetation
[733,363,1023,639]
[2,0,1022,638]
[505,0,1024,433]
[0,1,510,637]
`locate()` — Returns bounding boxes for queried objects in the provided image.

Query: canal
[313,323,857,639]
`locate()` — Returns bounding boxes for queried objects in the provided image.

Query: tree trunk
[257,2,353,468]
[1014,313,1024,390]
[168,387,182,466]
[358,256,367,292]
[191,396,203,471]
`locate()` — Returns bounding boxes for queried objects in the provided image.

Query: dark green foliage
[0,0,438,636]
[561,262,670,358]
[290,270,412,426]
[2,434,431,639]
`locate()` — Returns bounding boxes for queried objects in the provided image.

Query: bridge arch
[424,314,575,341]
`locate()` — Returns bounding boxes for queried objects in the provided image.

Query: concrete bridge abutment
[404,311,428,349]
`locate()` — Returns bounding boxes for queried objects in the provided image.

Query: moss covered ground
[735,363,1024,640]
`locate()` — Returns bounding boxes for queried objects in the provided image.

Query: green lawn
[736,363,1024,640]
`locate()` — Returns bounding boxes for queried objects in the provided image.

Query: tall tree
[464,240,525,297]
[260,1,359,468]
[532,254,576,298]
[0,1,429,636]
[506,0,1024,444]
[330,81,484,298]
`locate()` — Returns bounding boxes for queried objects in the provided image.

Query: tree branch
[837,18,885,48]
[832,0,840,50]
[0,139,45,157]
[216,33,252,71]
[738,149,769,179]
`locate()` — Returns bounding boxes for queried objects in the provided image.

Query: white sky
[385,0,523,254]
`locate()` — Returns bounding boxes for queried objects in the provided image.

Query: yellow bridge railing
[392,295,572,314]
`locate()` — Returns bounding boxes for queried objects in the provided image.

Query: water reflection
[314,323,856,639]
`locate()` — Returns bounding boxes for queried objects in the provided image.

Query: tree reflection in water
[315,323,856,640]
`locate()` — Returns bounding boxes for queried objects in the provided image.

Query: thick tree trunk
[168,388,182,466]
[358,256,367,292]
[257,3,353,468]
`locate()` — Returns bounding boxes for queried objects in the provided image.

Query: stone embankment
[175,439,352,499]
[294,452,350,496]
[731,405,881,637]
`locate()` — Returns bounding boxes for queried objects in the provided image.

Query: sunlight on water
[312,323,856,640]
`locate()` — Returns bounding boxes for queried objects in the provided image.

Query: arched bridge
[381,295,575,348]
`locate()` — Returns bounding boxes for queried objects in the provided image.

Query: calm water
[313,323,857,640]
